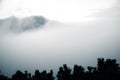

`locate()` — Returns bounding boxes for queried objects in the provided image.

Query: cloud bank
[0,16,47,34]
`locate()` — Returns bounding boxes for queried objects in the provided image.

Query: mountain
[0,16,47,33]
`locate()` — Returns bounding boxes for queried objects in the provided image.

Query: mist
[0,0,120,77]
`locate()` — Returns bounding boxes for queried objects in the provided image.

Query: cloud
[0,16,47,34]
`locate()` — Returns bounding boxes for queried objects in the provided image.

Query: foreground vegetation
[0,58,120,80]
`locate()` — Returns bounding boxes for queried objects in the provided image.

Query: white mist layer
[0,18,120,76]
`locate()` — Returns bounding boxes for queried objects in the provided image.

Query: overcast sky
[0,0,117,23]
[0,0,120,77]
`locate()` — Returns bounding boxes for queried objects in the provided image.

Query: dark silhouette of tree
[87,66,93,73]
[47,70,54,80]
[11,70,24,80]
[57,64,71,80]
[97,58,105,73]
[28,73,31,80]
[0,58,120,80]
[0,75,9,80]
[72,65,85,80]
[32,70,54,80]
[97,58,120,80]
[57,66,64,80]
[41,70,47,80]
[32,70,41,80]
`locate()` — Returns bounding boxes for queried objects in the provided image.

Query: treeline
[0,58,120,80]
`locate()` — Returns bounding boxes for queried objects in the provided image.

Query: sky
[0,0,116,23]
[0,0,120,77]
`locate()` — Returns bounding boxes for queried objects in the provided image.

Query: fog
[0,1,120,77]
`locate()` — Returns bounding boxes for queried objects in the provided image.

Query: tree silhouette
[57,64,71,80]
[97,58,120,80]
[47,70,54,80]
[12,70,24,80]
[72,65,84,80]
[0,58,120,80]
